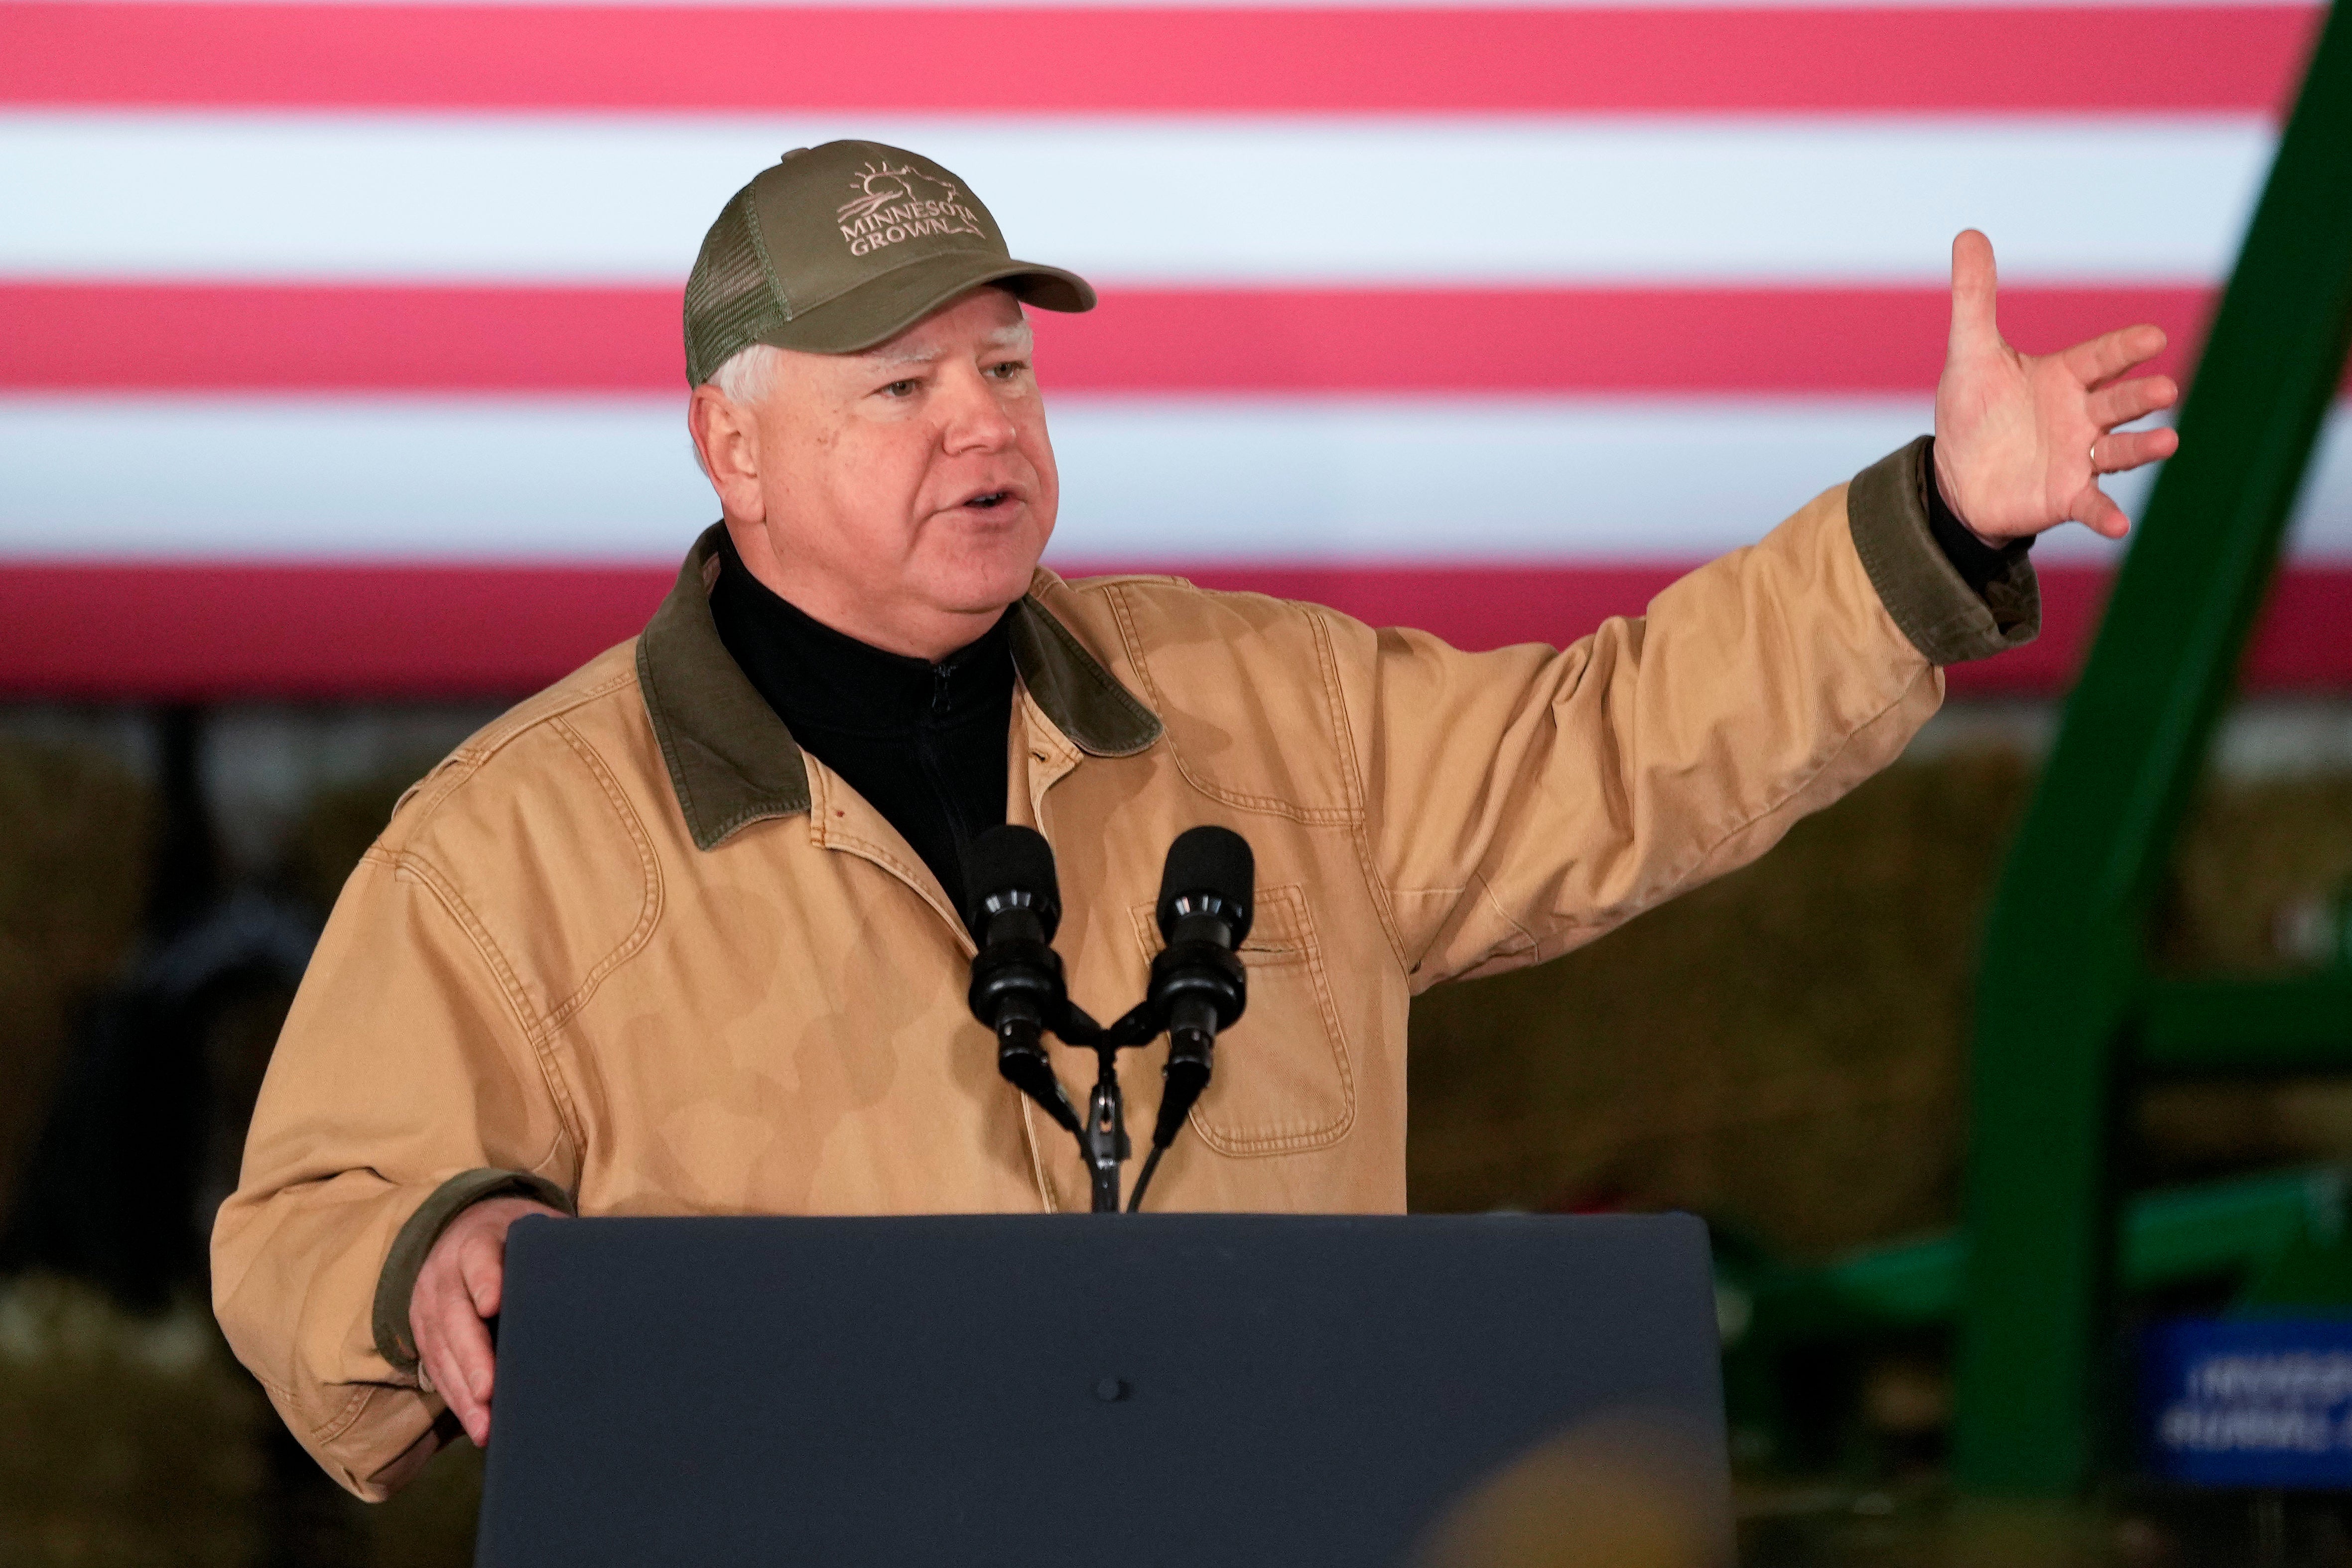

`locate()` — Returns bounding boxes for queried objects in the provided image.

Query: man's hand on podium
[410,1195,568,1447]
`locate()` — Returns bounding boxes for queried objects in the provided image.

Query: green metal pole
[1953,1,2352,1497]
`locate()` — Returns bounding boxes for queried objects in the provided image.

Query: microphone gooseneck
[1129,827,1254,1211]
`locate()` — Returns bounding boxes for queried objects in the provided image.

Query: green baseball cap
[682,140,1097,385]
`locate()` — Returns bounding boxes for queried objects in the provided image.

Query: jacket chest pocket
[1126,882,1356,1156]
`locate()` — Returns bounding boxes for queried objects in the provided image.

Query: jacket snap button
[1094,1377,1129,1403]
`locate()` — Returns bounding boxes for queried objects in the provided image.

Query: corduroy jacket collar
[635,524,1162,850]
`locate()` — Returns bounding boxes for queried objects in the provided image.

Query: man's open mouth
[961,489,1015,511]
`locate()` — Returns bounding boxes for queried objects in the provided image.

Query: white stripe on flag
[6,394,2341,564]
[0,113,2272,284]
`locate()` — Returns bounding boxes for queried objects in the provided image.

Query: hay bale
[1408,751,2029,1255]
[0,1275,263,1565]
[1411,750,2352,1256]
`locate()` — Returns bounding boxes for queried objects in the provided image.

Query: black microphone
[1131,826,1253,1208]
[962,825,1081,1135]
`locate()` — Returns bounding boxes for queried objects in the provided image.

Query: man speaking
[212,140,2179,1498]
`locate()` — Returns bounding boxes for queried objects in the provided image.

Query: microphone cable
[1126,1143,1171,1213]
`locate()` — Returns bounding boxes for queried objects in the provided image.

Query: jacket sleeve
[210,842,579,1500]
[1336,440,2036,989]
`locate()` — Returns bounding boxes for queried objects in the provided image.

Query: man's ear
[688,384,765,524]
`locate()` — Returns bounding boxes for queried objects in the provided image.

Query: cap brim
[755,253,1096,356]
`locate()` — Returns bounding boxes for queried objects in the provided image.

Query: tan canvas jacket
[212,439,2034,1498]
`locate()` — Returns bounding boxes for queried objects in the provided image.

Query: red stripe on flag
[1,283,690,393]
[0,282,2220,394]
[0,3,2319,114]
[0,561,2343,700]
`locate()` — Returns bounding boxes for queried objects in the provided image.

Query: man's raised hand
[1932,229,2180,545]
[408,1195,567,1447]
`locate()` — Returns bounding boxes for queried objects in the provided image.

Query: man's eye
[881,379,919,397]
[988,360,1030,381]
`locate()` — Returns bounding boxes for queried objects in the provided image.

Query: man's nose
[937,367,1019,453]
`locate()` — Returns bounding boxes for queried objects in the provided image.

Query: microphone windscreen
[962,824,1059,932]
[1157,825,1254,935]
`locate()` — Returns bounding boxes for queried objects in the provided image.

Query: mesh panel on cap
[683,186,788,386]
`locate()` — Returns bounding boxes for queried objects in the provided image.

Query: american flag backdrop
[0,0,2343,698]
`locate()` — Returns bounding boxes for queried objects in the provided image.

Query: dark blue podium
[476,1212,1730,1567]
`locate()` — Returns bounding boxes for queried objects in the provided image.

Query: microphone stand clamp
[1051,1001,1164,1214]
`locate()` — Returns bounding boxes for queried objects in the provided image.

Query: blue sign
[2144,1317,2352,1489]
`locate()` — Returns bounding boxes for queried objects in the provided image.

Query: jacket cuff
[371,1168,575,1373]
[1846,436,2040,664]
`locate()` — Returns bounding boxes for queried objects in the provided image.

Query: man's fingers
[459,1232,506,1320]
[421,1296,499,1446]
[404,1196,565,1451]
[2088,374,2178,431]
[1948,229,2000,355]
[2063,323,2167,388]
[2072,484,2133,539]
[2092,424,2179,475]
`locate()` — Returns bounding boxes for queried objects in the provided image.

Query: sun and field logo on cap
[835,162,986,258]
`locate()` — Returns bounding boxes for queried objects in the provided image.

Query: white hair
[706,342,784,407]
[690,343,785,477]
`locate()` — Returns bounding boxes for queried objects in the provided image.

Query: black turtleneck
[707,533,1013,927]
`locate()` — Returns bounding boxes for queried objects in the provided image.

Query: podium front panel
[478,1212,1729,1567]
